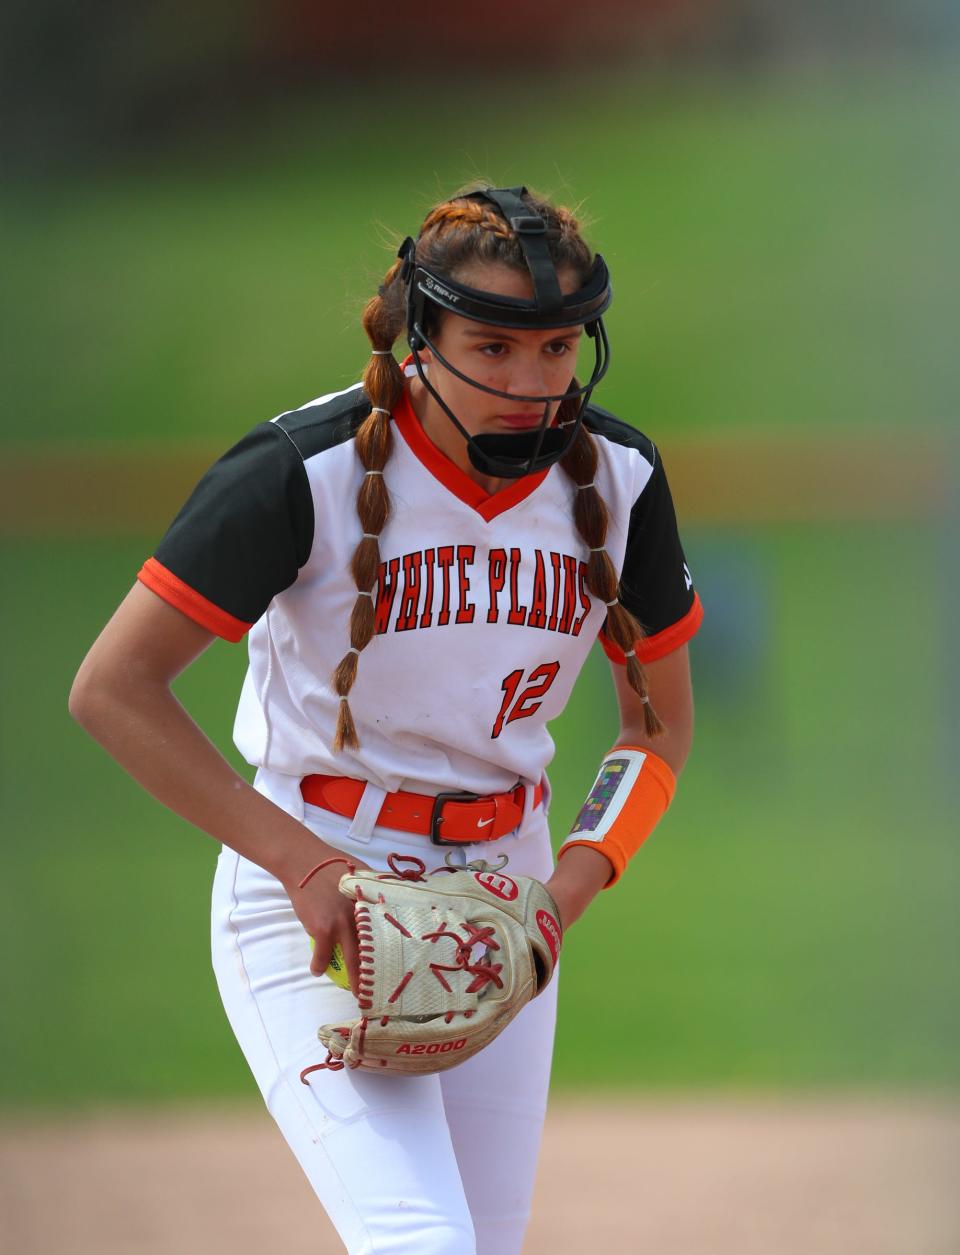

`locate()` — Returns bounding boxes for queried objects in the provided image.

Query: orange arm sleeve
[557,745,676,885]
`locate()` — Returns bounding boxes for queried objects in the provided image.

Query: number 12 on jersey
[491,661,560,739]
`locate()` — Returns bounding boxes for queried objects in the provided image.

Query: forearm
[547,721,691,927]
[69,675,325,885]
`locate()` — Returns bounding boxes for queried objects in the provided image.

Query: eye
[478,342,508,357]
[545,340,574,357]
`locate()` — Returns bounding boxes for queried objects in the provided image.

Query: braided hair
[331,188,663,753]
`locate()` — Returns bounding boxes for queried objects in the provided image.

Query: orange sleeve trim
[600,592,704,665]
[137,557,252,643]
[558,745,676,886]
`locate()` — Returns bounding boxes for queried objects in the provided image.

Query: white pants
[211,774,558,1255]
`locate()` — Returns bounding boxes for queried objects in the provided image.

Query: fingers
[306,910,360,984]
[294,859,371,985]
[309,935,331,978]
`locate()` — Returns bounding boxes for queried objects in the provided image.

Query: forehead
[453,260,581,302]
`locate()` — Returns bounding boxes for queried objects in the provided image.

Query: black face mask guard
[397,187,613,480]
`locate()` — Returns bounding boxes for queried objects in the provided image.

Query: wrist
[545,846,612,929]
[260,820,336,890]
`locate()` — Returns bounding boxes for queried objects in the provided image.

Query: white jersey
[139,374,702,797]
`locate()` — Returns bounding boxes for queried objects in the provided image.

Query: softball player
[71,186,702,1254]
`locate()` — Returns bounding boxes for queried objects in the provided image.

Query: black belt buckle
[430,790,481,845]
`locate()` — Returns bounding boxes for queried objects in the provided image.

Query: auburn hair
[331,187,663,752]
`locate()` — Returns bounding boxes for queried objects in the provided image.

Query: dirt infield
[3,1097,958,1254]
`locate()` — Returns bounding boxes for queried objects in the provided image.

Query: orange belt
[300,774,543,845]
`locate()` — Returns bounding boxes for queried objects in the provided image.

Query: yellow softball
[326,942,350,990]
[310,935,351,989]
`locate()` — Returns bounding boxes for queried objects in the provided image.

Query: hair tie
[364,469,383,477]
[361,532,378,540]
[370,350,393,356]
[370,407,391,417]
[640,694,650,704]
[357,589,375,600]
[589,546,605,554]
[605,597,619,608]
[624,649,637,658]
[346,647,360,657]
[577,481,596,491]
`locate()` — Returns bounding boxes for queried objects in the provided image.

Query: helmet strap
[469,187,563,317]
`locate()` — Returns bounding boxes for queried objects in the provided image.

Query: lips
[497,412,543,429]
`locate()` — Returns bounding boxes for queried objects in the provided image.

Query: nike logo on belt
[476,817,495,828]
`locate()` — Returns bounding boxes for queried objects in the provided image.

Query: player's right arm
[68,580,364,984]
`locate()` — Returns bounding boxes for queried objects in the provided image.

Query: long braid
[331,259,405,752]
[559,411,665,737]
[331,200,531,751]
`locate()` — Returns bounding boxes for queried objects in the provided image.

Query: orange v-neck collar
[392,386,550,523]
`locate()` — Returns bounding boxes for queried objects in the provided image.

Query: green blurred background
[1,3,958,1110]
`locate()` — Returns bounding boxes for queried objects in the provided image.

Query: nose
[504,351,550,400]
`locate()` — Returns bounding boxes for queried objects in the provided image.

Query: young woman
[70,185,702,1254]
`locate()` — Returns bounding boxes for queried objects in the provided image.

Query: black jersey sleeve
[138,421,314,641]
[585,404,703,663]
[605,445,703,663]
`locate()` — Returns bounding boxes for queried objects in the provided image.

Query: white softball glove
[300,853,562,1078]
